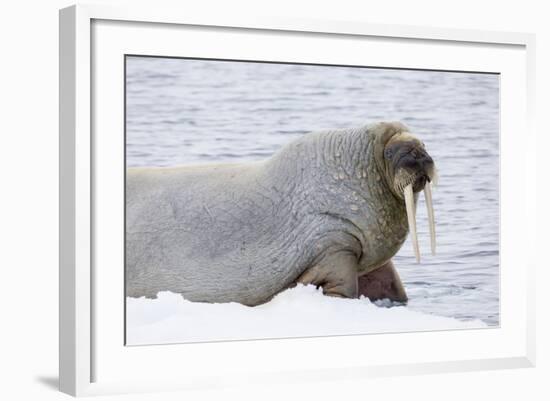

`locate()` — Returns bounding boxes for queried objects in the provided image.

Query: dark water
[126,56,500,326]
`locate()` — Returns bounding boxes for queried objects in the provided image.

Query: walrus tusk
[404,183,420,263]
[424,182,436,255]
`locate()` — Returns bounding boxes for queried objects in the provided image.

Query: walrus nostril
[422,155,434,168]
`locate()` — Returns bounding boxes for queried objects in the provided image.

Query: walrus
[126,121,436,306]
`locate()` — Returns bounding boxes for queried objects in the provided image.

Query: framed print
[59,4,536,396]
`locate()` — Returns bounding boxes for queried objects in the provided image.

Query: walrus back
[125,161,299,304]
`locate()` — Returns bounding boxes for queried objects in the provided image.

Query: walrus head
[373,123,437,263]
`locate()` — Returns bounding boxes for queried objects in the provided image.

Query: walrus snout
[394,146,433,177]
[391,152,435,195]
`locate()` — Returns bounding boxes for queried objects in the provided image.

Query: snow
[126,284,487,345]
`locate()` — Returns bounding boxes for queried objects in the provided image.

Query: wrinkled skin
[126,122,435,305]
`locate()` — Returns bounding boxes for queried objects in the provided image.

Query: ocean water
[126,56,500,326]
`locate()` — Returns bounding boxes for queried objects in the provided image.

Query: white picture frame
[59,4,536,397]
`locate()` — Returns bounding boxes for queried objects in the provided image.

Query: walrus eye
[384,148,393,159]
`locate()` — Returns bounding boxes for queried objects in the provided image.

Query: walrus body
[126,122,436,305]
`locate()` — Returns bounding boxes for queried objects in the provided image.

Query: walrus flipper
[357,259,408,303]
[297,251,359,299]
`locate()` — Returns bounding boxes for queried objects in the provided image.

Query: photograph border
[59,4,536,396]
[123,53,502,347]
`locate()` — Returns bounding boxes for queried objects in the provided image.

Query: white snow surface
[126,284,486,345]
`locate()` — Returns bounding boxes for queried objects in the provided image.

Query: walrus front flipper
[297,251,358,299]
[358,260,408,303]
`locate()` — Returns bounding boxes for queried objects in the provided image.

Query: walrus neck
[312,127,409,269]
